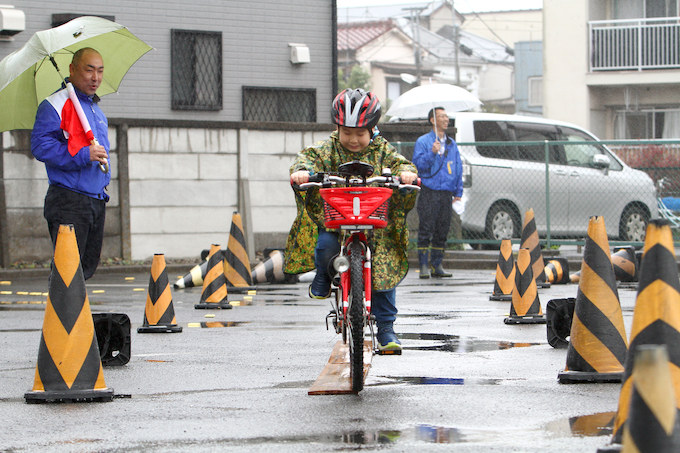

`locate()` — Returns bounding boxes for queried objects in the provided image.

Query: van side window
[560,127,623,171]
[509,123,562,163]
[473,121,514,159]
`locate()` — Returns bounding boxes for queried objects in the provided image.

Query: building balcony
[589,17,680,71]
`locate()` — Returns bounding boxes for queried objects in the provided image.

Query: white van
[449,112,658,243]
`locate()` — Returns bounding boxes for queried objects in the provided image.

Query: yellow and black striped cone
[612,246,638,284]
[544,257,570,284]
[559,216,627,384]
[504,248,546,324]
[138,254,182,333]
[520,208,550,288]
[24,224,114,403]
[490,239,515,301]
[252,249,286,284]
[619,345,680,452]
[173,259,208,289]
[606,219,680,448]
[223,212,255,293]
[195,244,231,309]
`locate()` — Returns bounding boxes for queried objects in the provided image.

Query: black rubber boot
[418,249,430,279]
[430,249,452,278]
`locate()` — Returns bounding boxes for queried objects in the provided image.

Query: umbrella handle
[91,138,109,173]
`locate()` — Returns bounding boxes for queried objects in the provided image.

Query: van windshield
[559,126,623,170]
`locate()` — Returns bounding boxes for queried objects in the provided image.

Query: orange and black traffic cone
[223,212,255,293]
[195,244,231,309]
[138,254,182,333]
[173,259,207,289]
[544,257,570,284]
[559,216,627,384]
[24,224,114,403]
[252,249,286,284]
[490,239,515,301]
[519,208,550,288]
[504,248,546,324]
[619,345,680,452]
[612,246,638,284]
[605,219,680,449]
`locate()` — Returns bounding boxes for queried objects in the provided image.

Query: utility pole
[403,6,426,85]
[451,0,461,86]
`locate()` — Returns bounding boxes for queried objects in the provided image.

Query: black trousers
[44,185,106,280]
[416,186,453,250]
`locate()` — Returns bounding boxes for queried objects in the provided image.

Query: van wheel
[619,205,649,242]
[486,202,521,241]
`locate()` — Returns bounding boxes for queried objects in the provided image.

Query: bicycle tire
[348,238,365,393]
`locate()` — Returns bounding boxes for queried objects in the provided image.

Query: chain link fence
[392,139,680,249]
[242,87,316,122]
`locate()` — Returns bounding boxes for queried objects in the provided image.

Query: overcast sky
[337,0,543,14]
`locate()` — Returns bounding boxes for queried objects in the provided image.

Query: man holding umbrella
[31,47,110,280]
[412,106,463,279]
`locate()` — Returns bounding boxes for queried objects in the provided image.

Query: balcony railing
[589,17,680,71]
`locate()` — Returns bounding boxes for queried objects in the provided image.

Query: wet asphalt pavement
[0,267,638,452]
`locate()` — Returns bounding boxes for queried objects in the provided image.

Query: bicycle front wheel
[348,238,365,393]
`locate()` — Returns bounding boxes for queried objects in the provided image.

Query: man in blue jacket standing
[412,107,463,279]
[31,47,110,280]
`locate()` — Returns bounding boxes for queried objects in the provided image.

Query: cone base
[557,370,623,384]
[504,315,546,324]
[596,443,622,453]
[24,388,114,404]
[490,294,512,301]
[537,281,551,288]
[137,324,183,333]
[195,301,232,309]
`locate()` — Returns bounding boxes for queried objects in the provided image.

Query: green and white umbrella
[0,16,152,132]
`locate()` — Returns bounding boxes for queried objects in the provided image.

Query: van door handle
[554,169,567,175]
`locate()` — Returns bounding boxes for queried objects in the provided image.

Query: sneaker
[309,270,331,299]
[377,323,402,353]
[308,284,331,299]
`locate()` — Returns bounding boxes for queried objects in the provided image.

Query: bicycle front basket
[320,187,392,229]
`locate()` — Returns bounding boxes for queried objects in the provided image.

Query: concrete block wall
[1,121,421,267]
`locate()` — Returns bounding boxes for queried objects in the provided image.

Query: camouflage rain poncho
[284,131,417,290]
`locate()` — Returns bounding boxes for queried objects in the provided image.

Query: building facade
[543,0,680,139]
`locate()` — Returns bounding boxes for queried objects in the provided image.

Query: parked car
[449,112,658,244]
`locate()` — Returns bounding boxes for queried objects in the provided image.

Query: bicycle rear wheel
[348,238,365,393]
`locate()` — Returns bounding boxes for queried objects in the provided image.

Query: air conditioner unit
[0,6,25,40]
[289,43,310,64]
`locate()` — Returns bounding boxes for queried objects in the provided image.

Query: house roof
[393,16,514,65]
[338,20,394,51]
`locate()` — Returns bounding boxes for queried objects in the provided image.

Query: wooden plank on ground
[308,340,373,395]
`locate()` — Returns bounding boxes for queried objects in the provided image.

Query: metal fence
[392,139,680,249]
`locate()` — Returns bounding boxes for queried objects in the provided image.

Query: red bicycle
[297,161,420,392]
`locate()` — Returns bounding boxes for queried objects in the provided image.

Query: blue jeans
[314,230,397,323]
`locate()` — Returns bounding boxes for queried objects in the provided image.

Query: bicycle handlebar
[293,174,421,192]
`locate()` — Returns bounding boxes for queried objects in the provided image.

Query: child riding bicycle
[286,88,418,353]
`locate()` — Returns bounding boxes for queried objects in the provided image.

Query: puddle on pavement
[371,376,503,386]
[214,415,614,448]
[0,328,40,333]
[401,333,541,352]
[186,321,249,329]
[399,312,458,321]
[544,411,615,437]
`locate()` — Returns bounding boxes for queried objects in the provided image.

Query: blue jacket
[31,84,111,201]
[412,130,463,196]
